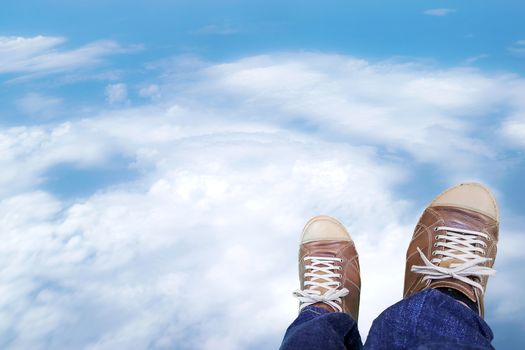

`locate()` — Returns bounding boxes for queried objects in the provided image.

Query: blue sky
[1,1,525,349]
[1,0,523,65]
[1,0,525,123]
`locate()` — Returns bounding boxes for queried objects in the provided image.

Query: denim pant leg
[280,306,363,350]
[364,289,494,350]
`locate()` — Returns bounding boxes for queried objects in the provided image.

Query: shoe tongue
[438,258,463,268]
[308,256,337,295]
[301,241,345,295]
[310,272,330,294]
[434,257,478,304]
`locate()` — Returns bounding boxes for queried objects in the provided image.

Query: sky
[1,0,525,349]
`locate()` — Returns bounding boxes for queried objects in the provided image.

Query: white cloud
[138,84,160,99]
[0,36,139,80]
[1,52,525,349]
[499,81,525,147]
[464,54,489,64]
[502,118,525,146]
[105,83,128,104]
[15,93,63,119]
[509,39,525,54]
[163,53,524,177]
[423,8,456,16]
[0,121,407,349]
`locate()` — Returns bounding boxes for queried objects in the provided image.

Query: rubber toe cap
[430,182,498,221]
[301,215,352,243]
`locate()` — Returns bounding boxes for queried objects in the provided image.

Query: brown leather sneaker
[404,183,499,317]
[293,215,361,320]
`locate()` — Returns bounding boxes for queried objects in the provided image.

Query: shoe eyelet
[433,243,438,247]
[435,235,439,240]
[339,258,343,262]
[432,251,436,256]
[434,227,439,231]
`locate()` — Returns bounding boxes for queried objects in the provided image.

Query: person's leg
[365,289,493,349]
[280,305,361,350]
[365,182,498,349]
[279,215,363,350]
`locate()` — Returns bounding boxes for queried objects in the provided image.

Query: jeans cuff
[301,305,332,316]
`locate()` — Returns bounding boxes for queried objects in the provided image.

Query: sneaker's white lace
[411,226,496,293]
[293,256,348,312]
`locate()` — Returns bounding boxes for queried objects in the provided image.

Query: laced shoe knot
[411,226,496,294]
[294,256,348,312]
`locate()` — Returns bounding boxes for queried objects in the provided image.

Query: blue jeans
[280,289,494,350]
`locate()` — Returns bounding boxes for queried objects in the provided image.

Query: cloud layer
[2,52,525,349]
[0,36,137,80]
